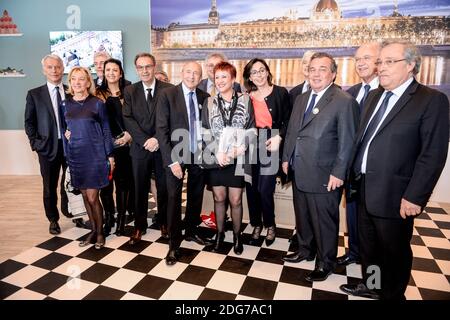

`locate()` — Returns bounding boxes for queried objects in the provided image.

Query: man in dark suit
[340,40,449,300]
[288,50,315,111]
[281,52,359,282]
[198,52,241,94]
[156,61,210,265]
[24,54,70,235]
[122,53,173,245]
[337,42,381,267]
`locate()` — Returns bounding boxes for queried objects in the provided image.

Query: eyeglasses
[375,59,406,67]
[136,64,154,71]
[250,68,267,76]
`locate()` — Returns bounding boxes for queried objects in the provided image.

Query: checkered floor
[1,200,449,300]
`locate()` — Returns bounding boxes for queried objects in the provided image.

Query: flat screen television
[49,31,123,74]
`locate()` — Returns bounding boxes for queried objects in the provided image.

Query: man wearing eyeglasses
[340,40,449,300]
[337,43,381,268]
[122,53,173,245]
[282,52,359,282]
[198,52,241,95]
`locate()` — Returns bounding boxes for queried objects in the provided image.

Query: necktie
[55,86,62,106]
[188,91,197,153]
[303,93,317,123]
[353,91,394,174]
[146,88,153,110]
[54,86,62,139]
[359,84,371,111]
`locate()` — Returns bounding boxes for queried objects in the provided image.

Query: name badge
[312,108,319,115]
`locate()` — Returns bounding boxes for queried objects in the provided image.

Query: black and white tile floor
[0,198,449,300]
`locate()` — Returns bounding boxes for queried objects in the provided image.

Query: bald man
[338,42,381,267]
[156,62,210,265]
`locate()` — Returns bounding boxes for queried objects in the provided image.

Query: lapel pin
[312,108,319,115]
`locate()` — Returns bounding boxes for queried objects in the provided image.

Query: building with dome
[152,0,448,49]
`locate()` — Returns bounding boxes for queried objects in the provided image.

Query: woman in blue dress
[60,66,114,249]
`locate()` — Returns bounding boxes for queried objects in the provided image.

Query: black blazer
[198,78,241,94]
[283,84,359,193]
[122,80,174,159]
[24,84,67,161]
[156,83,209,167]
[261,85,291,139]
[346,83,362,99]
[289,81,308,112]
[349,79,449,218]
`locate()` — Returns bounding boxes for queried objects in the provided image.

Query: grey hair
[302,50,316,63]
[93,51,111,60]
[381,39,421,75]
[310,52,338,73]
[41,54,63,67]
[206,52,227,62]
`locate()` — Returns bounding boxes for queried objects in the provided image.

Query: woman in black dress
[96,58,133,236]
[60,67,114,249]
[202,62,256,255]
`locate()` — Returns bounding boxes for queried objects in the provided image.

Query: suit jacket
[350,79,449,218]
[122,79,174,159]
[346,83,362,99]
[156,83,209,168]
[282,84,359,193]
[289,81,308,112]
[24,84,67,161]
[198,78,241,94]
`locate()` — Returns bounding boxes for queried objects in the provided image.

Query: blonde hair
[67,67,95,96]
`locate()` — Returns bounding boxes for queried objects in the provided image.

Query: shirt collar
[389,77,414,98]
[362,77,379,90]
[47,81,63,91]
[142,79,156,93]
[182,82,195,96]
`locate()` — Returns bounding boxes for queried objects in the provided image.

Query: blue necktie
[353,91,393,174]
[188,91,197,153]
[359,84,371,111]
[55,86,62,106]
[303,93,317,123]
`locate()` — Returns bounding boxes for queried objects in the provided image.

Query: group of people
[24,39,448,300]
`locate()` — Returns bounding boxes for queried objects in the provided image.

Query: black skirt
[206,163,245,188]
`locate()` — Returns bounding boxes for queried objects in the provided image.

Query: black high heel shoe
[210,232,225,252]
[265,226,276,247]
[233,232,243,255]
[79,231,96,247]
[249,225,262,245]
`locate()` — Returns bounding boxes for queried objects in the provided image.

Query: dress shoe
[129,229,146,245]
[160,224,169,239]
[249,225,262,245]
[305,267,332,282]
[336,254,360,266]
[62,211,74,218]
[73,218,88,229]
[282,251,315,263]
[185,233,206,245]
[165,249,179,265]
[49,221,61,235]
[340,283,380,299]
[265,225,276,246]
[79,231,96,247]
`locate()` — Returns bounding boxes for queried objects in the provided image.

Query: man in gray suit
[281,52,359,282]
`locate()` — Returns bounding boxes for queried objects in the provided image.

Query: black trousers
[357,175,414,300]
[132,150,167,232]
[246,161,277,228]
[37,140,68,222]
[292,182,341,271]
[166,160,205,250]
